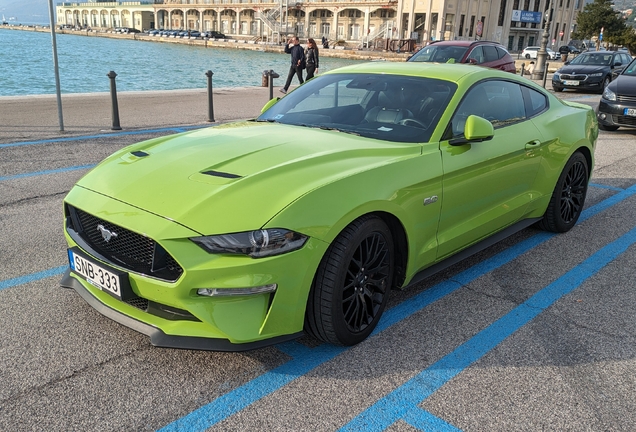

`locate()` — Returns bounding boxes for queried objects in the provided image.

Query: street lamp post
[532,0,553,80]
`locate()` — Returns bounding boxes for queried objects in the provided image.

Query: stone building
[56,0,585,51]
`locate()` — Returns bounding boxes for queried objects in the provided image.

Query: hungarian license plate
[624,108,636,117]
[68,249,123,299]
[563,80,579,86]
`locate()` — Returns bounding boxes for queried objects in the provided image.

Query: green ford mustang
[61,62,598,351]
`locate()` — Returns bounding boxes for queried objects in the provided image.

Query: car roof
[323,61,513,83]
[429,40,502,48]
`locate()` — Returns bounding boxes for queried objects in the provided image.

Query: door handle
[525,140,541,150]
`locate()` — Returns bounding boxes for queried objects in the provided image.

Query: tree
[572,0,625,41]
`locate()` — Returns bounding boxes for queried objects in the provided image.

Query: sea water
[0,28,363,97]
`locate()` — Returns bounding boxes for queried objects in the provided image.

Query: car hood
[611,75,636,95]
[557,64,608,75]
[76,122,420,235]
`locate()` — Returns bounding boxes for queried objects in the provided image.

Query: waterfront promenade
[0,86,272,143]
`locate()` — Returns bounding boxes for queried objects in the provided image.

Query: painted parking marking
[589,182,625,192]
[340,225,636,431]
[0,164,95,182]
[158,183,636,432]
[0,266,66,292]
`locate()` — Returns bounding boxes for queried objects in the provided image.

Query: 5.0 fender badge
[97,224,118,242]
[423,196,439,206]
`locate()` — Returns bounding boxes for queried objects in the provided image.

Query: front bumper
[597,99,636,129]
[62,186,328,351]
[552,75,604,91]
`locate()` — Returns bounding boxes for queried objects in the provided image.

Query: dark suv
[407,40,516,73]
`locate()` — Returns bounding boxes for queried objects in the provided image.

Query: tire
[305,215,394,346]
[525,54,531,59]
[539,152,589,233]
[598,76,610,94]
[552,86,564,92]
[598,122,619,131]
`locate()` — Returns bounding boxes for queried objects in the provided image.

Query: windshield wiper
[314,125,361,136]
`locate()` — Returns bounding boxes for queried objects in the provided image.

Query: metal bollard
[520,62,525,77]
[205,70,215,122]
[542,63,549,88]
[267,70,280,100]
[107,71,121,130]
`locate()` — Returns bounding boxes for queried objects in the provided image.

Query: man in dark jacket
[280,36,305,94]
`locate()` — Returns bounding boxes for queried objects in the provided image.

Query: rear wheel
[305,216,394,346]
[539,152,589,233]
[525,54,531,59]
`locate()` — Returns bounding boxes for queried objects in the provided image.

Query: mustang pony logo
[97,224,118,242]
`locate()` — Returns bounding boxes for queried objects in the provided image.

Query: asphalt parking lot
[1,89,635,431]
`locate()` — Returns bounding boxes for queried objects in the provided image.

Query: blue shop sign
[511,10,542,24]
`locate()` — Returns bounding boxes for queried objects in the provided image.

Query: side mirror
[260,98,280,114]
[614,61,622,67]
[449,115,494,146]
[564,61,570,65]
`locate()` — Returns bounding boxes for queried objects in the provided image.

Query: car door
[436,80,545,259]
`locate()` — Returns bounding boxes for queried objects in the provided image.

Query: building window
[498,0,507,26]
[469,15,475,37]
[459,14,465,37]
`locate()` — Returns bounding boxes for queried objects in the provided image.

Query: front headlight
[602,87,617,101]
[553,72,560,79]
[588,72,603,77]
[191,229,308,258]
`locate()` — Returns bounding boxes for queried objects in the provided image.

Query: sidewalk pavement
[0,86,274,144]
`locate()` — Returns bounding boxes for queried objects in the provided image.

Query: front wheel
[305,215,394,346]
[539,152,589,233]
[525,54,531,59]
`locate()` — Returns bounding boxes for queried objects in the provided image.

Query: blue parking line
[0,266,67,292]
[0,125,207,149]
[403,409,462,432]
[0,164,95,182]
[159,183,636,432]
[340,224,636,432]
[589,182,625,192]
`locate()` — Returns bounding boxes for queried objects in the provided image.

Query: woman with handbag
[305,38,320,80]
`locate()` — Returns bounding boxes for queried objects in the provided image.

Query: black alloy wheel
[305,215,394,346]
[539,152,589,233]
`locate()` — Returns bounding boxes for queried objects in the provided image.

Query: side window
[451,81,527,136]
[483,45,499,63]
[522,86,548,117]
[467,46,485,64]
[621,54,631,65]
[496,46,508,59]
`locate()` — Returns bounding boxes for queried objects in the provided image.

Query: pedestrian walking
[280,36,305,94]
[305,38,320,80]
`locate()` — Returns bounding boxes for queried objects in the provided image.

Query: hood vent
[202,170,242,179]
[131,151,149,157]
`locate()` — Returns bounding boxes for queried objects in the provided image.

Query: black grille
[67,205,183,282]
[616,95,636,103]
[612,115,636,126]
[560,74,586,81]
[125,297,149,310]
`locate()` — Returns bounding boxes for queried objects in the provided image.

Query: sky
[1,0,50,24]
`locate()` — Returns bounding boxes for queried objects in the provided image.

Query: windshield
[570,53,613,66]
[623,59,636,76]
[408,45,469,64]
[257,73,456,143]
